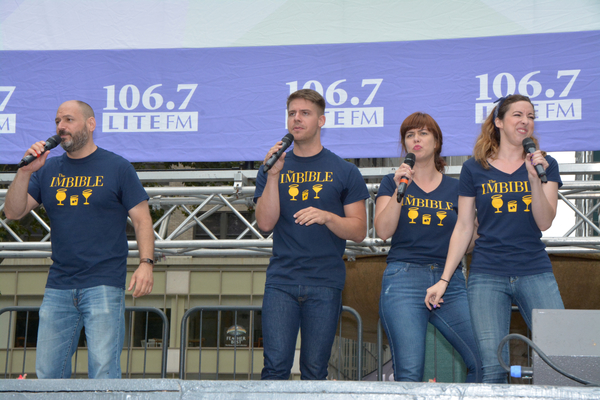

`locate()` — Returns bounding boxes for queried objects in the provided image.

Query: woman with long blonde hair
[425,95,564,383]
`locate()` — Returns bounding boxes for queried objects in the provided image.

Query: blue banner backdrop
[1,30,598,163]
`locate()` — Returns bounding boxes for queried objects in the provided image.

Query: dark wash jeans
[261,283,342,380]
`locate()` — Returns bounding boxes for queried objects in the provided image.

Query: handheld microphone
[522,138,547,183]
[397,153,416,202]
[17,135,62,169]
[263,133,294,173]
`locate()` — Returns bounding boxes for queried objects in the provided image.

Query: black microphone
[17,135,62,169]
[263,133,294,173]
[397,153,416,202]
[522,138,547,183]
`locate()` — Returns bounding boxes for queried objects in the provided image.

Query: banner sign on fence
[1,30,598,163]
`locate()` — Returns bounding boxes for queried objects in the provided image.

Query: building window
[14,311,39,348]
[187,310,262,348]
[126,309,171,348]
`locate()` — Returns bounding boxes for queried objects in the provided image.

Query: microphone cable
[497,333,600,386]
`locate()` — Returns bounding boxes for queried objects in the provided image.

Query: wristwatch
[140,258,154,265]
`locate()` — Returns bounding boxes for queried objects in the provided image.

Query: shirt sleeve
[376,174,396,199]
[253,165,267,204]
[458,159,477,197]
[545,155,563,188]
[120,162,149,211]
[342,164,369,205]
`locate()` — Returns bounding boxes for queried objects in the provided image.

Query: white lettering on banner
[475,100,581,123]
[0,86,16,112]
[104,84,198,111]
[0,114,16,134]
[474,70,583,123]
[324,107,384,128]
[102,112,198,132]
[285,79,385,128]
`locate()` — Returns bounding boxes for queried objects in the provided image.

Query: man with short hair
[254,89,369,380]
[4,100,154,379]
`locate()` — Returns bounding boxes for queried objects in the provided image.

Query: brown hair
[400,112,446,173]
[287,89,326,115]
[473,94,542,169]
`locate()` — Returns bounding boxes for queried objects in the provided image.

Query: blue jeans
[379,262,482,382]
[261,284,342,380]
[467,272,564,383]
[36,286,125,379]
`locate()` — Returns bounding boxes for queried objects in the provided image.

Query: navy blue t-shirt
[254,148,369,290]
[28,148,149,289]
[460,155,562,276]
[377,174,459,266]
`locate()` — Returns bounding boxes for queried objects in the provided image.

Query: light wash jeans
[36,285,125,379]
[467,272,564,383]
[261,284,342,380]
[379,262,482,382]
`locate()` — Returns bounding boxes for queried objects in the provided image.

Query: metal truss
[1,163,599,260]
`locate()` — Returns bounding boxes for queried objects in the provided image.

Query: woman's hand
[424,280,448,310]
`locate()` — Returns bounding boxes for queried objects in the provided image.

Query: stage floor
[2,380,600,400]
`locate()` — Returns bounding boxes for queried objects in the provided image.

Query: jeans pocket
[382,263,408,277]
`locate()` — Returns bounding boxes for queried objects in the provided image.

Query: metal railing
[1,163,599,259]
[179,305,363,380]
[0,306,169,379]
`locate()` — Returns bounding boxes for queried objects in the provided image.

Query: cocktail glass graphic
[56,188,67,206]
[436,211,447,226]
[70,195,79,206]
[508,200,517,212]
[288,184,299,201]
[422,214,431,225]
[522,195,532,212]
[408,207,419,224]
[302,189,309,201]
[313,184,323,199]
[491,194,503,213]
[82,189,92,205]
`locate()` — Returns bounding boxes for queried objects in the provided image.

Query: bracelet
[140,258,154,265]
[440,278,450,284]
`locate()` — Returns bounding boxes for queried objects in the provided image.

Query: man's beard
[60,127,89,153]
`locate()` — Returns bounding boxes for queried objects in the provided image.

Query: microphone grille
[47,134,62,147]
[522,137,535,152]
[282,133,294,144]
[404,153,416,168]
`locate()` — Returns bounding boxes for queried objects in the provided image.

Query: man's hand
[263,142,287,175]
[128,263,154,298]
[294,206,331,226]
[19,141,52,173]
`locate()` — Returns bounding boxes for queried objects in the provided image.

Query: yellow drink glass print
[70,195,79,206]
[56,188,67,206]
[522,195,532,212]
[436,211,447,226]
[288,184,299,201]
[422,214,431,225]
[408,207,419,224]
[508,200,517,212]
[313,184,323,199]
[82,189,92,205]
[491,194,503,213]
[302,190,309,201]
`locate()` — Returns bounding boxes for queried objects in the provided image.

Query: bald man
[5,100,154,379]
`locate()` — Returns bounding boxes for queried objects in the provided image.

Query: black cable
[497,333,600,386]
